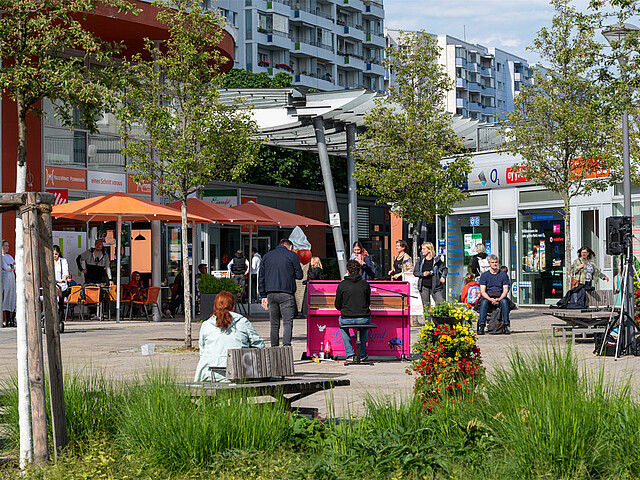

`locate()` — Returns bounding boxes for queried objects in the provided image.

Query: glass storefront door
[497,219,517,289]
[445,213,491,301]
[518,209,565,305]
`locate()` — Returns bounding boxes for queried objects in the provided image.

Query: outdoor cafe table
[182,374,350,417]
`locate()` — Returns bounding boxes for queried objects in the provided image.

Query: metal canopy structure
[218,87,487,276]
[219,88,486,154]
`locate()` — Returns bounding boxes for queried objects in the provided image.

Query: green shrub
[197,274,240,295]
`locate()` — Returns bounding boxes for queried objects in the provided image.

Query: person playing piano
[335,259,371,362]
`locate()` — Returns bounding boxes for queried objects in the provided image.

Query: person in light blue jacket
[194,291,265,382]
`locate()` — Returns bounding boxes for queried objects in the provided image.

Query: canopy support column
[313,117,347,278]
[346,123,358,249]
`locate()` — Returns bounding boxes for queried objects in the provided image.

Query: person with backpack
[471,243,490,278]
[460,273,481,310]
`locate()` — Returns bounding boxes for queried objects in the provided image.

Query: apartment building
[386,30,533,123]
[215,0,386,92]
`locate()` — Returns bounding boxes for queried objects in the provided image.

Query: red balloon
[298,249,311,265]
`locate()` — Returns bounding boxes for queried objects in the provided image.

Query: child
[460,273,481,309]
[308,257,323,281]
[334,259,371,362]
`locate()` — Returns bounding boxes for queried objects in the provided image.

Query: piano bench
[344,323,377,365]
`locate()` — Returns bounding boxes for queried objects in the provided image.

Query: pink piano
[306,280,411,359]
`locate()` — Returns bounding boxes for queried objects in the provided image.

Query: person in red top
[460,273,481,309]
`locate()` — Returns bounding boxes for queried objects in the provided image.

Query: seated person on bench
[194,290,265,382]
[477,254,511,335]
[335,259,371,362]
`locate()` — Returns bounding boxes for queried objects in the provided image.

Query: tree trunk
[15,94,32,467]
[564,198,572,293]
[181,200,192,348]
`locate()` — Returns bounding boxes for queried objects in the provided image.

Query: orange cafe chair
[130,286,161,322]
[65,285,83,320]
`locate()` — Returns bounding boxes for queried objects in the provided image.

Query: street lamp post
[603,23,638,355]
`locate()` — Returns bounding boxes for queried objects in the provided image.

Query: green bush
[197,274,240,295]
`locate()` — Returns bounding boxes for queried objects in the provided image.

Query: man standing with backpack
[471,243,489,278]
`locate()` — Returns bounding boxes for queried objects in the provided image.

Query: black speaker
[606,216,632,255]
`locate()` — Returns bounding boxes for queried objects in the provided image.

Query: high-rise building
[385,30,533,123]
[214,0,386,92]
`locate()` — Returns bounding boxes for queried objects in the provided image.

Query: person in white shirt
[2,240,16,327]
[251,248,261,302]
[53,245,70,320]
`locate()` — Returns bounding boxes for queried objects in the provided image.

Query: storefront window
[518,209,565,305]
[445,213,491,301]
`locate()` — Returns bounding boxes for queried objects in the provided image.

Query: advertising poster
[53,231,87,277]
[403,272,423,317]
[464,233,483,256]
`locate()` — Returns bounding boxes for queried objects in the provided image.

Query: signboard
[87,171,126,193]
[44,166,86,190]
[468,164,534,190]
[404,272,423,317]
[53,231,87,277]
[202,188,239,207]
[329,213,341,227]
[127,175,151,195]
[484,241,491,255]
[470,216,480,226]
[46,189,68,205]
[464,233,482,256]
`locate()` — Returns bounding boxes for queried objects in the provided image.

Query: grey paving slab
[0,308,637,417]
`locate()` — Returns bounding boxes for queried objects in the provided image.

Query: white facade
[385,30,533,123]
[215,0,386,93]
[439,150,623,306]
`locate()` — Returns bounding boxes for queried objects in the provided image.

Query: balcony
[481,86,496,97]
[365,62,385,76]
[468,101,482,112]
[339,0,364,12]
[363,31,385,48]
[456,97,468,109]
[456,77,467,89]
[455,57,467,68]
[467,81,482,93]
[363,0,384,18]
[293,72,339,90]
[338,80,364,89]
[339,52,365,70]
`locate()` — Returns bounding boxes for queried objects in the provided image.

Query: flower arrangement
[407,321,484,410]
[275,63,293,73]
[428,301,476,324]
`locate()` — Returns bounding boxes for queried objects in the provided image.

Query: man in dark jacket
[335,259,371,362]
[259,239,304,346]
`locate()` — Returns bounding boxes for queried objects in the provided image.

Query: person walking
[388,239,413,280]
[250,248,261,302]
[413,242,448,308]
[571,246,608,288]
[2,240,16,327]
[258,239,303,347]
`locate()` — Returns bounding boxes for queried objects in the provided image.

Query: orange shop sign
[127,175,151,195]
[44,167,86,190]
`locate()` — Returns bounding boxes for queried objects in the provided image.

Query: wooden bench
[184,346,350,417]
[550,308,614,343]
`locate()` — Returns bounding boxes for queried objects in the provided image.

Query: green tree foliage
[240,145,347,192]
[119,0,260,347]
[354,31,470,259]
[0,0,136,179]
[500,0,621,277]
[221,68,292,88]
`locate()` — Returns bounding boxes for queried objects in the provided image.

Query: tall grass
[2,347,640,479]
[116,372,292,472]
[483,347,640,479]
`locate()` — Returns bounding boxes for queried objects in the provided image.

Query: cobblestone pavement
[0,308,637,417]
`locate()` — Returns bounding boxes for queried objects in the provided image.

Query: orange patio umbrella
[231,201,328,227]
[232,201,328,306]
[52,192,212,323]
[166,198,273,225]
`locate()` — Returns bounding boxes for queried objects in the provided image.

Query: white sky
[383,0,594,66]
